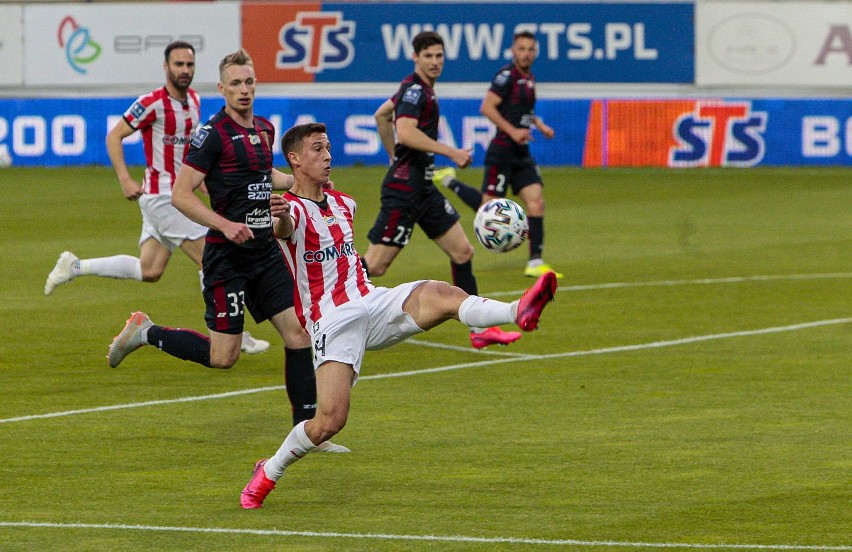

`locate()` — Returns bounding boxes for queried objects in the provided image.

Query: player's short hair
[281,123,328,169]
[412,31,444,54]
[219,48,254,81]
[164,41,195,62]
[513,31,536,42]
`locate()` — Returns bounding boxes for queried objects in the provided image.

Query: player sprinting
[239,122,557,509]
[433,31,563,279]
[44,40,268,354]
[361,31,523,350]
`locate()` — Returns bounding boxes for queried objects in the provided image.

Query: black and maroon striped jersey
[184,107,276,249]
[488,63,537,152]
[391,72,439,171]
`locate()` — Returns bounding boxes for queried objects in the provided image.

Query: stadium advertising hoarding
[1,97,850,168]
[0,5,24,86]
[696,2,852,87]
[22,2,240,86]
[241,2,694,83]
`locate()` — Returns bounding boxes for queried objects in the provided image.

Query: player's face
[299,132,332,184]
[165,48,195,92]
[219,64,256,116]
[512,37,537,72]
[413,44,445,84]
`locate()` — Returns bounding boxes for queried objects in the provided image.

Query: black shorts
[367,167,460,247]
[201,240,293,334]
[482,145,543,197]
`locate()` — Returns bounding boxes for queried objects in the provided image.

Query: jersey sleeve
[394,82,424,121]
[123,93,157,131]
[488,68,512,101]
[183,122,221,175]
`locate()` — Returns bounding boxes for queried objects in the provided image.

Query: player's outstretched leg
[515,271,558,331]
[107,312,154,367]
[45,251,79,295]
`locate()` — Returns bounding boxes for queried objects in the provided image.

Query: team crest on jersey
[402,85,422,104]
[192,126,210,148]
[129,101,145,119]
[324,215,336,226]
[249,133,260,145]
[494,70,510,86]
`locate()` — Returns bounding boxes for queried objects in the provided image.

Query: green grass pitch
[0,165,849,551]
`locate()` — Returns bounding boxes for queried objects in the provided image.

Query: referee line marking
[0,521,849,550]
[1,317,849,425]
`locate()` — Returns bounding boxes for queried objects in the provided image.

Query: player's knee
[451,242,475,264]
[209,349,240,369]
[140,266,165,282]
[526,196,545,216]
[314,410,348,439]
[367,262,387,277]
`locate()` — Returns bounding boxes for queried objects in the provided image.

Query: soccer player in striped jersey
[43,40,267,354]
[239,122,557,509]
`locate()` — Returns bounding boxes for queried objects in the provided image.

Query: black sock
[146,325,211,367]
[284,347,317,426]
[448,179,483,212]
[528,216,544,261]
[451,260,478,296]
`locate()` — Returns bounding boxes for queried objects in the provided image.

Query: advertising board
[0,5,24,86]
[23,2,240,86]
[697,2,852,87]
[242,2,694,84]
[1,97,849,168]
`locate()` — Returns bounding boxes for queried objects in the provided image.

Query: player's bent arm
[374,99,396,160]
[396,118,471,168]
[534,117,555,139]
[481,92,529,145]
[271,194,295,240]
[271,168,295,191]
[105,118,143,200]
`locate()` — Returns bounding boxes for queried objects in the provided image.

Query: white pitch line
[1,318,849,426]
[0,521,849,550]
[484,272,852,297]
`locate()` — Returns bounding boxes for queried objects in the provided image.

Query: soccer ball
[473,198,529,253]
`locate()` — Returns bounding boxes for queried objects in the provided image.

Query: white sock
[78,255,142,280]
[458,296,518,328]
[264,420,316,481]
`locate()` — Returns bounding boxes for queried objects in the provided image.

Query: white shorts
[308,280,427,383]
[138,193,207,252]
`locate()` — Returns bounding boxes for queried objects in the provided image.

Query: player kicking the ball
[239,122,557,509]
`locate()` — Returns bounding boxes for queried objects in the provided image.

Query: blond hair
[218,48,254,82]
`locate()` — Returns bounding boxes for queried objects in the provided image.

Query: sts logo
[669,102,767,167]
[276,11,355,73]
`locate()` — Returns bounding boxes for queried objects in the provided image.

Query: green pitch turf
[0,165,849,551]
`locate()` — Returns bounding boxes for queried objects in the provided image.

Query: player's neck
[414,68,435,88]
[165,83,189,102]
[225,106,254,128]
[290,179,325,202]
[513,62,531,76]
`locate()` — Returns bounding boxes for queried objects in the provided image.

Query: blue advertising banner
[243,2,695,84]
[1,97,850,168]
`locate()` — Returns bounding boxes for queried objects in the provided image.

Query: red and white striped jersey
[280,189,374,329]
[122,86,200,195]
